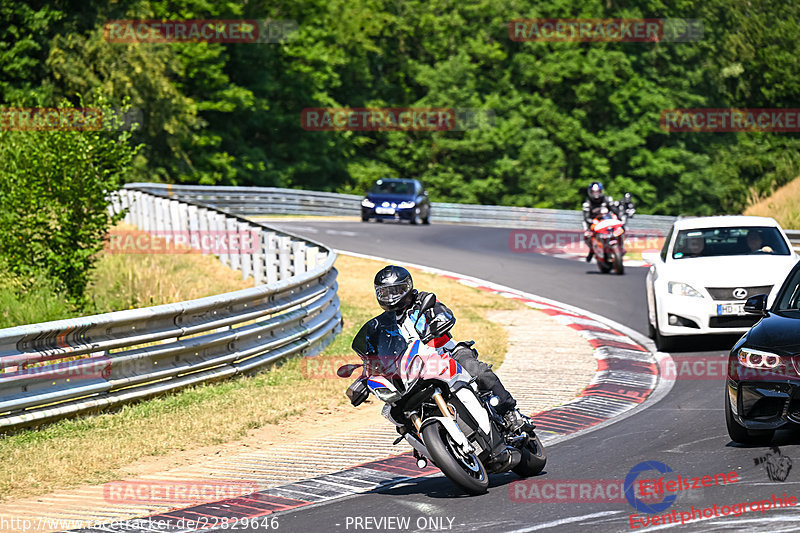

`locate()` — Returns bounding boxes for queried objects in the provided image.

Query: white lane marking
[505,510,624,532]
[325,229,358,236]
[275,225,319,233]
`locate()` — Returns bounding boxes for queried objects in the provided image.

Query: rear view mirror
[744,294,768,315]
[418,292,436,315]
[337,363,363,378]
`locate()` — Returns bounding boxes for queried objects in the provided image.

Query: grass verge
[0,253,523,502]
[744,176,800,229]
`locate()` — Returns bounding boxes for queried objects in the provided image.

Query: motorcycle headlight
[667,282,703,298]
[372,386,402,403]
[738,347,781,369]
[361,198,375,208]
[398,201,415,209]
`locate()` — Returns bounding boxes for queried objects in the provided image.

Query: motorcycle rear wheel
[422,421,489,495]
[512,433,547,477]
[597,256,612,273]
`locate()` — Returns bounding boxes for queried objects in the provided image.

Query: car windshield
[775,268,800,311]
[370,180,414,196]
[671,226,790,259]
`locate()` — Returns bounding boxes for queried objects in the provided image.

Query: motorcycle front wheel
[596,255,612,273]
[613,248,624,275]
[422,421,489,495]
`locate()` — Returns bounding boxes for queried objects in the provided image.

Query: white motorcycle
[339,294,546,494]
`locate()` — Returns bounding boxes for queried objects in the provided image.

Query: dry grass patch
[86,223,254,311]
[0,253,522,502]
[744,176,800,229]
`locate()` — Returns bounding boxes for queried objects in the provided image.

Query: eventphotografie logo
[509,18,703,42]
[104,19,298,43]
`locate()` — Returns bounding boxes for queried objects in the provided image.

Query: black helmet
[374,265,414,311]
[588,182,604,204]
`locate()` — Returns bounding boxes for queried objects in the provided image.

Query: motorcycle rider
[350,265,532,432]
[582,182,635,262]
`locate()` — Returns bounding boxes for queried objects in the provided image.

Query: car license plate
[375,207,395,215]
[717,303,745,316]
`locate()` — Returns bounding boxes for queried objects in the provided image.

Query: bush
[0,100,140,303]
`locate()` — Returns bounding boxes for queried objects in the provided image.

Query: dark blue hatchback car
[361,178,431,224]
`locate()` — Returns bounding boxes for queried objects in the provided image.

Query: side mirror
[744,294,768,315]
[418,292,436,315]
[337,363,363,378]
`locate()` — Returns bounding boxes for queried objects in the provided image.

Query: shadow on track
[373,471,548,499]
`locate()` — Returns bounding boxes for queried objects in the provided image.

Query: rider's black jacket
[582,195,621,229]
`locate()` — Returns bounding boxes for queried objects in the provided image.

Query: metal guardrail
[0,188,341,430]
[125,183,677,233]
[784,230,800,252]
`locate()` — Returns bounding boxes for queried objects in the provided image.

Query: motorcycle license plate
[717,303,745,316]
[375,207,395,215]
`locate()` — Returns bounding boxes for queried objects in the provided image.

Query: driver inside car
[349,265,533,433]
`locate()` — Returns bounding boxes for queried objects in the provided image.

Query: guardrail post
[263,231,278,284]
[226,217,241,272]
[197,207,210,255]
[215,213,230,266]
[278,236,292,280]
[292,241,306,275]
[238,221,253,281]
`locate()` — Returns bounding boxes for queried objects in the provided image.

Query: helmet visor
[589,188,603,200]
[375,279,412,306]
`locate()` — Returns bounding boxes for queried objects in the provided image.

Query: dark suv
[361,178,431,224]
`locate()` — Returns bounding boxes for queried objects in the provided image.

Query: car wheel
[422,208,430,225]
[725,388,775,445]
[361,214,369,222]
[411,208,422,225]
[653,307,676,352]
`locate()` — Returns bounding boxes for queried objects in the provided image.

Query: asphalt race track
[219,220,800,533]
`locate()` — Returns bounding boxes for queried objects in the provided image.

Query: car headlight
[667,282,703,298]
[361,198,375,208]
[398,201,415,209]
[738,347,781,369]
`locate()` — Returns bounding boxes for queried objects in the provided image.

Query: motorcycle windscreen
[351,311,410,376]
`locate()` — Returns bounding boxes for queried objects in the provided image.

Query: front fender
[421,416,473,453]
